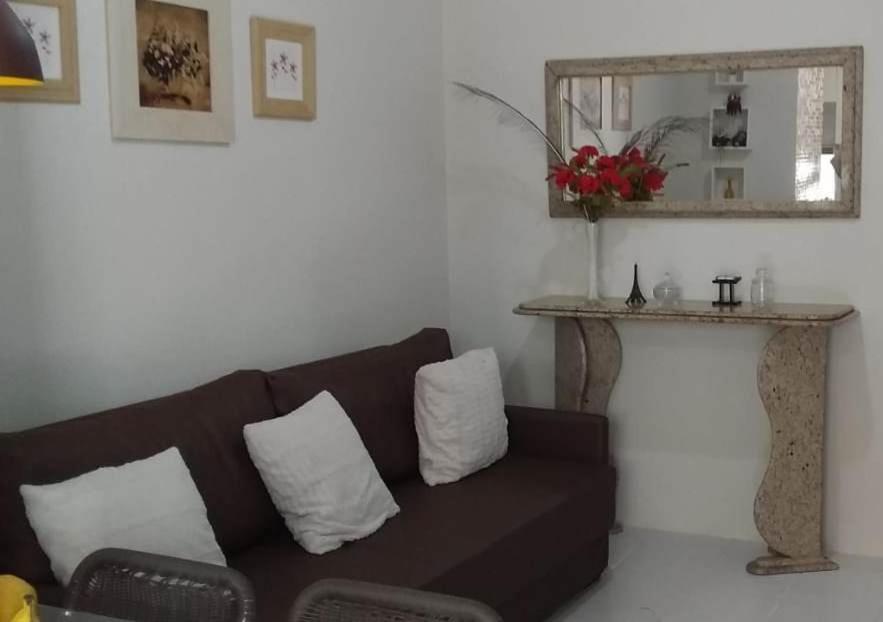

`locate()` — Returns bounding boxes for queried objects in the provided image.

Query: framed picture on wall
[612,75,633,131]
[250,17,316,120]
[0,0,79,103]
[105,0,234,143]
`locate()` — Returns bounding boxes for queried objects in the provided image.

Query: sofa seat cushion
[229,454,615,622]
[266,329,453,483]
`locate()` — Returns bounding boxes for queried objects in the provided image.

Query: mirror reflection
[559,67,844,203]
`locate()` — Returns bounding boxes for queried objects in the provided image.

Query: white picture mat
[105,0,234,144]
[9,2,63,80]
[264,38,304,101]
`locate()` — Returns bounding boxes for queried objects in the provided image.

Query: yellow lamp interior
[0,76,43,87]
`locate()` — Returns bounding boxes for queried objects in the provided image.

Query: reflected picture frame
[567,77,602,149]
[611,75,632,131]
[0,0,79,103]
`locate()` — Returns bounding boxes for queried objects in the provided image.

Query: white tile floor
[552,529,883,622]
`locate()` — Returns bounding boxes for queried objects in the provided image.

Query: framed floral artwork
[1,0,79,103]
[106,0,234,143]
[250,17,316,120]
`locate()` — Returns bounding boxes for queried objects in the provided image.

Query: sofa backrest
[0,329,453,585]
[265,328,453,483]
[0,370,282,586]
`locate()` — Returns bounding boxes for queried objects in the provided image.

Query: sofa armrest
[505,405,608,465]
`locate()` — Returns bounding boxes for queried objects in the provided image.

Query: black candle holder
[625,264,647,308]
[713,275,742,306]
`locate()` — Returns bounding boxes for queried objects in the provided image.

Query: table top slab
[515,296,858,327]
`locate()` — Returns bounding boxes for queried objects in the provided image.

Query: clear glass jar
[750,268,775,306]
[653,273,682,304]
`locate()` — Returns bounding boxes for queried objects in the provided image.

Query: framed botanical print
[612,75,633,131]
[106,0,234,143]
[1,0,79,103]
[573,77,602,129]
[567,76,602,149]
[250,17,316,120]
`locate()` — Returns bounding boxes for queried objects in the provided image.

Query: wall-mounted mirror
[545,47,863,218]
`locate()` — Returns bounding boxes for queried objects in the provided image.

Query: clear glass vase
[585,219,600,301]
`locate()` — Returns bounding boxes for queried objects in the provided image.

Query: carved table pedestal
[515,296,857,576]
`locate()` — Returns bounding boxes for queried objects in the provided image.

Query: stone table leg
[748,326,838,575]
[556,318,622,531]
[555,318,622,414]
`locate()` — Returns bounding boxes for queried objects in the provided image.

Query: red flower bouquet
[548,146,669,222]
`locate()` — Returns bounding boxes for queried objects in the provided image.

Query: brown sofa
[0,329,615,622]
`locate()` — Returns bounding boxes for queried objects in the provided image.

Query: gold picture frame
[0,0,79,103]
[250,17,316,120]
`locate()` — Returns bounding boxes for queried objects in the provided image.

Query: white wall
[0,0,448,431]
[443,0,881,557]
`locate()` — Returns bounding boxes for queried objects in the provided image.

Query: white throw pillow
[243,391,400,555]
[20,447,226,585]
[415,348,508,486]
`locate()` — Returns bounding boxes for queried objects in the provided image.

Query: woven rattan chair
[290,579,502,622]
[64,548,256,622]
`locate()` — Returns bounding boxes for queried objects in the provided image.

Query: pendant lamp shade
[0,0,43,87]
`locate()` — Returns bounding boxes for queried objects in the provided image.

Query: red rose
[551,166,574,189]
[627,148,645,164]
[619,181,634,199]
[600,168,623,187]
[577,145,600,159]
[644,169,667,191]
[577,174,600,195]
[570,154,587,169]
[596,155,616,170]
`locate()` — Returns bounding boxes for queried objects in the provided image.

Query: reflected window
[795,67,840,201]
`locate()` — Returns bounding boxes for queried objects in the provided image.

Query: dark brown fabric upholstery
[1,328,615,622]
[266,328,452,483]
[506,405,609,465]
[229,455,615,622]
[497,536,609,622]
[0,371,281,585]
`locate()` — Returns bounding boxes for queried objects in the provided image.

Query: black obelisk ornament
[625,264,647,307]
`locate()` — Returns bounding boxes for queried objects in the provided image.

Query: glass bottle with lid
[750,268,775,306]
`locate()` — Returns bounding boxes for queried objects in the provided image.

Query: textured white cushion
[20,447,226,585]
[415,348,508,486]
[243,391,400,555]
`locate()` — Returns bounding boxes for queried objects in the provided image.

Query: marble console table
[514,295,858,576]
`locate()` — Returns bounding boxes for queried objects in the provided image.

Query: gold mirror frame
[545,47,863,219]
